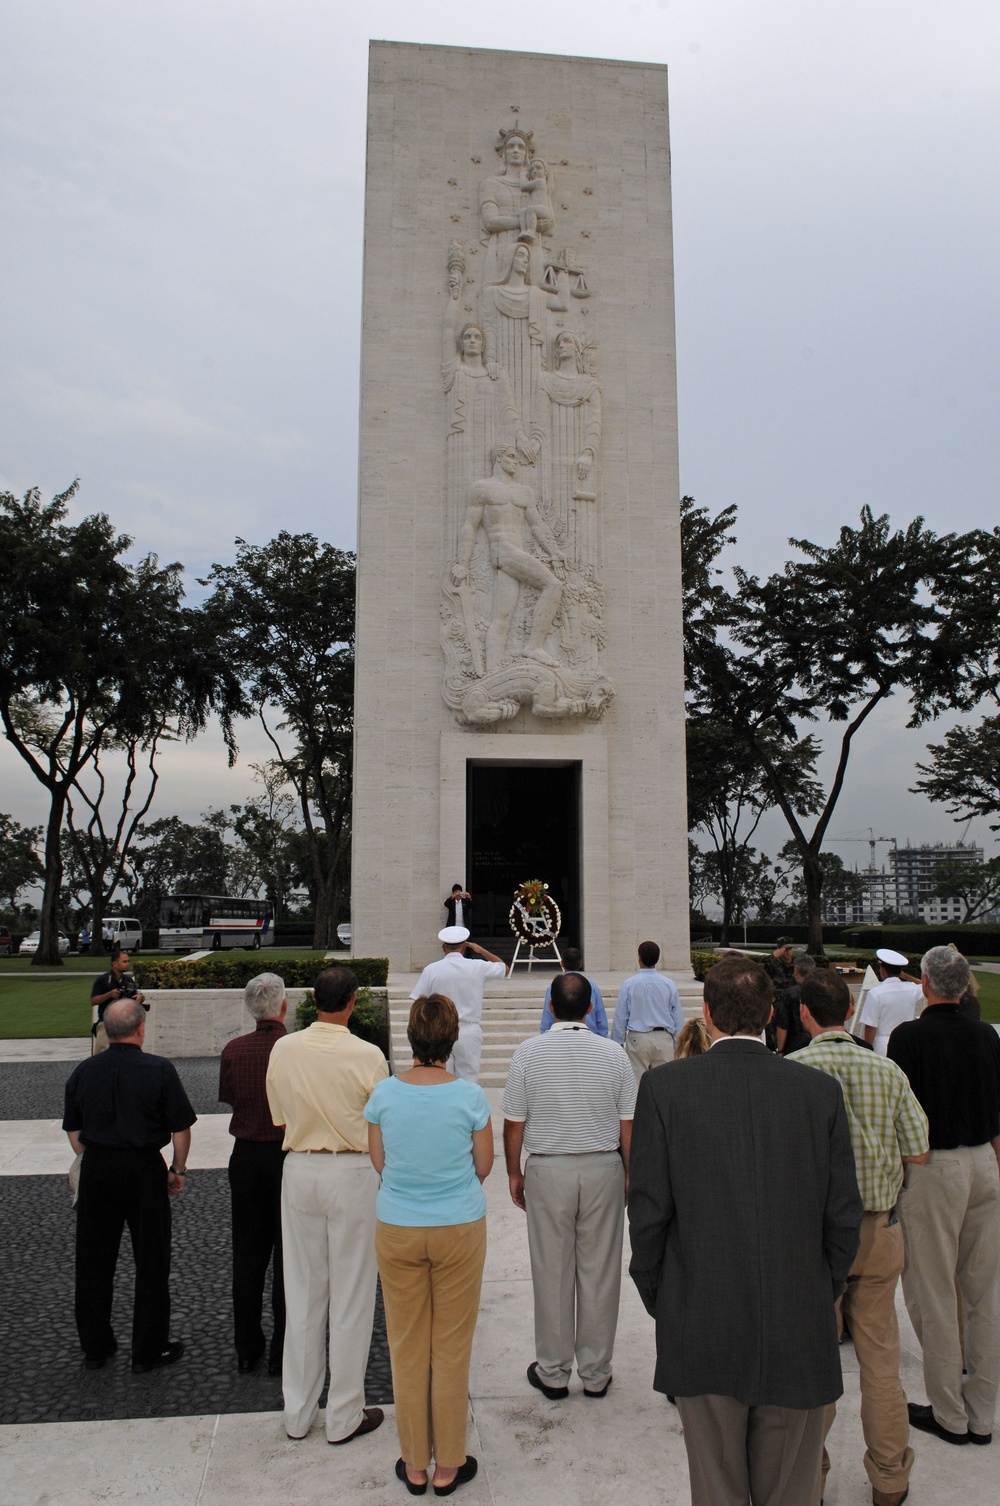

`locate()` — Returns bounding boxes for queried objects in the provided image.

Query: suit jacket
[443,894,472,926]
[628,1038,862,1410]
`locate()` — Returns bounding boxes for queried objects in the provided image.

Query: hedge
[296,986,390,1058]
[133,956,389,989]
[844,925,1000,958]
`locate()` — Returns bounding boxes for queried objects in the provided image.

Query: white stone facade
[352,42,689,972]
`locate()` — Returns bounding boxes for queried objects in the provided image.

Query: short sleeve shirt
[859,978,923,1055]
[63,1044,196,1149]
[503,1024,637,1155]
[364,1075,490,1225]
[410,952,506,1024]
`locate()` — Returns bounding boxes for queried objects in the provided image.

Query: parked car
[19,930,71,956]
[102,917,143,953]
[336,922,352,948]
[0,926,13,957]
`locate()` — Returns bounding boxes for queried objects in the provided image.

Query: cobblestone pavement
[0,1171,392,1424]
[1,1057,227,1120]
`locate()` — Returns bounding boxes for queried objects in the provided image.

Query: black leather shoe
[396,1457,428,1495]
[907,1403,969,1445]
[969,1430,992,1445]
[433,1458,477,1496]
[329,1407,384,1444]
[84,1339,117,1370]
[584,1375,612,1398]
[132,1341,184,1375]
[237,1352,262,1374]
[527,1361,568,1400]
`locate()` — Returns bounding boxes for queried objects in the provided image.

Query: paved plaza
[1,1021,995,1506]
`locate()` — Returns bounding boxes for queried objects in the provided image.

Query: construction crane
[828,828,897,869]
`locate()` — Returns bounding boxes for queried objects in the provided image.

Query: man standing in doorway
[266,966,389,1445]
[790,966,929,1506]
[628,957,862,1506]
[218,971,288,1376]
[443,885,472,929]
[611,941,683,1082]
[410,926,508,1083]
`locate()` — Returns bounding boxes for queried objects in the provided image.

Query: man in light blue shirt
[612,941,684,1082]
[540,948,608,1037]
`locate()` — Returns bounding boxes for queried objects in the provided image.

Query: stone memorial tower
[352,42,689,972]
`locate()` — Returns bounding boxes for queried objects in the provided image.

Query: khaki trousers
[375,1218,486,1470]
[625,1028,675,1084]
[676,1394,825,1506]
[823,1211,913,1495]
[280,1151,378,1441]
[897,1143,1000,1436]
[447,1023,483,1084]
[525,1151,624,1390]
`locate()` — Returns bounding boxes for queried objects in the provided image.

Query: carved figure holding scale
[452,444,565,673]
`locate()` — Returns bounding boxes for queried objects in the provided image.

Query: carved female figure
[479,241,550,432]
[478,130,554,290]
[441,300,530,557]
[530,329,604,667]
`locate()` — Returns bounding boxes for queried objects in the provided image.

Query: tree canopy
[0,484,244,963]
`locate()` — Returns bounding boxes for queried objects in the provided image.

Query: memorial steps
[388,974,704,1087]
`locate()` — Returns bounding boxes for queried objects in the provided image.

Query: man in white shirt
[410,926,507,1082]
[860,949,923,1055]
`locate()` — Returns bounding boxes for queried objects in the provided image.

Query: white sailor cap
[439,926,471,944]
[876,948,909,968]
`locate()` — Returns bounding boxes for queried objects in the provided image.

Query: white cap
[439,926,470,945]
[876,948,908,968]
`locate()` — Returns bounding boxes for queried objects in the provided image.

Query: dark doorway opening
[466,762,581,954]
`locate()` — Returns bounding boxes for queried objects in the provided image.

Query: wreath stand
[509,893,562,971]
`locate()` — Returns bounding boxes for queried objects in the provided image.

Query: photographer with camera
[90,948,147,1055]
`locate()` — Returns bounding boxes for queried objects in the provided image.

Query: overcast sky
[2,0,997,865]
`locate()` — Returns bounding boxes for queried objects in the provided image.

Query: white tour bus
[159,894,274,952]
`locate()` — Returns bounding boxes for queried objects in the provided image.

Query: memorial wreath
[509,879,561,946]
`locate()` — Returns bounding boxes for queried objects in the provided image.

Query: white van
[103,917,143,953]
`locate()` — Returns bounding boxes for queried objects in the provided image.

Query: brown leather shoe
[328,1407,384,1445]
[872,1489,909,1506]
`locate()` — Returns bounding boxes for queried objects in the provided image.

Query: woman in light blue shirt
[366,994,493,1497]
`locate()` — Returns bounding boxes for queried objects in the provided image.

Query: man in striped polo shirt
[502,970,637,1400]
[789,967,929,1506]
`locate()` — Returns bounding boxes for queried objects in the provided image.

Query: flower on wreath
[515,879,549,915]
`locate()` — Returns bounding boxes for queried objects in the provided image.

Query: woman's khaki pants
[375,1218,487,1469]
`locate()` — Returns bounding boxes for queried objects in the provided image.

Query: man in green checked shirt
[789,968,929,1506]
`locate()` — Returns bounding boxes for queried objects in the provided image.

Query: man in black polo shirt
[888,945,1000,1447]
[63,998,197,1373]
[89,948,147,1054]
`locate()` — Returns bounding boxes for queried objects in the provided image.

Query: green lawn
[974,969,1000,1023]
[0,946,332,977]
[0,977,93,1037]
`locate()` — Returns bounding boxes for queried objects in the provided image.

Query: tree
[229,761,303,921]
[0,812,43,912]
[204,534,355,950]
[690,842,781,935]
[61,722,170,945]
[776,841,867,925]
[0,484,244,964]
[912,717,1000,833]
[125,811,248,933]
[689,506,971,953]
[686,713,822,943]
[927,855,1000,923]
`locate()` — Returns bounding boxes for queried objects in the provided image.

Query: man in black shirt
[63,998,197,1373]
[774,954,816,1056]
[90,948,147,1054]
[888,946,1000,1447]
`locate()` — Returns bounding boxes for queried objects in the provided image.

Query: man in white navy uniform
[860,949,923,1056]
[410,926,507,1083]
[503,970,636,1399]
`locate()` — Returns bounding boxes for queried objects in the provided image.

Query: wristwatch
[169,1165,187,1175]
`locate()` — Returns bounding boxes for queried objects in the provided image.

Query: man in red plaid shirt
[219,972,288,1373]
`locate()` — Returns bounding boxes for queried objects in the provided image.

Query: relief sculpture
[441,124,614,728]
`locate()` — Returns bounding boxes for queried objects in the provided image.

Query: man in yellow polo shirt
[266,966,389,1444]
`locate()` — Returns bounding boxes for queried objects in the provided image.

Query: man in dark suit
[628,957,863,1506]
